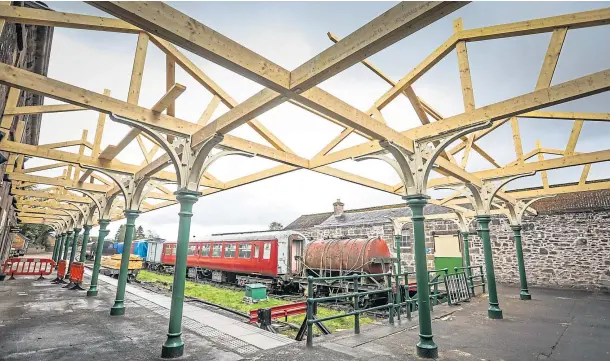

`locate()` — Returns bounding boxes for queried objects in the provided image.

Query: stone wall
[294,211,610,291]
[468,211,610,291]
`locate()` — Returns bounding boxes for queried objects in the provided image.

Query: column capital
[510,224,522,232]
[98,218,111,227]
[475,214,491,223]
[83,224,93,231]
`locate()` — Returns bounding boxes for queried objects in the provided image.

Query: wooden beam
[509,117,524,164]
[0,63,200,136]
[565,120,584,156]
[39,139,84,149]
[197,96,221,125]
[535,28,568,90]
[72,129,88,183]
[579,164,591,185]
[0,5,139,33]
[91,89,111,158]
[166,55,176,117]
[536,140,549,189]
[454,19,475,112]
[458,8,610,42]
[152,83,186,113]
[23,162,67,174]
[312,128,353,160]
[4,103,86,115]
[12,189,91,203]
[429,149,610,187]
[460,135,474,168]
[0,87,20,129]
[16,199,78,210]
[9,172,109,193]
[520,111,610,122]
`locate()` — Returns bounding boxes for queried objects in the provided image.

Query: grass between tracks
[137,270,374,337]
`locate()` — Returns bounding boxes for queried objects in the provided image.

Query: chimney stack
[333,199,344,218]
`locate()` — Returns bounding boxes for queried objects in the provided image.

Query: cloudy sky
[26,2,610,239]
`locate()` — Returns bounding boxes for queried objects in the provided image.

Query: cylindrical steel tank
[303,238,391,275]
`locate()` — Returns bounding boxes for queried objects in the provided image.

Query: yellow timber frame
[0,2,609,228]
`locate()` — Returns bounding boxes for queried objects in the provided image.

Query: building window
[201,244,210,257]
[238,243,251,258]
[212,244,222,257]
[224,244,236,258]
[398,229,411,250]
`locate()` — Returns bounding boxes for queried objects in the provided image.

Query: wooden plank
[536,140,549,189]
[72,130,88,183]
[509,117,524,164]
[166,56,176,116]
[535,28,568,90]
[460,135,474,168]
[312,128,353,160]
[4,103,86,115]
[565,120,584,156]
[152,84,186,113]
[23,162,67,174]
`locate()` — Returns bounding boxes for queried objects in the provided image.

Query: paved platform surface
[248,285,610,361]
[1,262,608,361]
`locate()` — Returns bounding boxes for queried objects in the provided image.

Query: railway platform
[2,265,608,361]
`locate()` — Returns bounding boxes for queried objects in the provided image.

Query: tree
[20,224,53,248]
[146,229,160,239]
[135,225,146,239]
[114,225,126,242]
[268,222,283,231]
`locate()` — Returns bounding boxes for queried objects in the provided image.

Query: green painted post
[394,234,403,316]
[461,231,473,294]
[110,210,140,316]
[405,194,437,359]
[87,220,110,297]
[62,231,72,261]
[162,189,198,358]
[511,225,531,300]
[51,235,59,262]
[66,228,81,277]
[476,215,503,319]
[55,234,65,268]
[79,225,92,263]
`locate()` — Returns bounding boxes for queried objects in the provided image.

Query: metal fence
[305,273,394,347]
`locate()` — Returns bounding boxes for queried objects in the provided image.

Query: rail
[454,265,486,296]
[305,273,393,347]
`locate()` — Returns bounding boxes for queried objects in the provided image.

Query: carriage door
[433,234,462,274]
[290,238,304,274]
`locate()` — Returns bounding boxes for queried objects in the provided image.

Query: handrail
[305,273,394,347]
[454,265,486,295]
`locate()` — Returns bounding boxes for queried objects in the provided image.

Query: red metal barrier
[2,258,56,280]
[69,262,85,284]
[57,260,67,278]
[249,301,307,323]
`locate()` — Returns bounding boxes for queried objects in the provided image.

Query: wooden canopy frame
[1,2,609,227]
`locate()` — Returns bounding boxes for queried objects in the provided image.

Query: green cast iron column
[511,225,531,300]
[79,225,92,263]
[66,228,81,277]
[476,215,503,319]
[461,231,472,287]
[51,236,59,262]
[405,194,438,359]
[162,189,199,359]
[394,234,403,310]
[62,231,73,261]
[110,210,140,316]
[55,234,65,268]
[87,220,110,297]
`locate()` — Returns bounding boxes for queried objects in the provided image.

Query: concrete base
[416,343,438,359]
[86,289,98,297]
[110,305,125,316]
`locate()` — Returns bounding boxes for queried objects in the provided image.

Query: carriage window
[201,244,211,257]
[238,243,251,258]
[165,246,172,255]
[188,245,195,256]
[263,242,271,260]
[171,246,176,255]
[212,244,222,257]
[225,244,236,258]
[253,245,259,258]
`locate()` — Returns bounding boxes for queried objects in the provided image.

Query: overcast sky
[27,2,610,239]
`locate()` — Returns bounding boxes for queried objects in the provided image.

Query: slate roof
[284,202,453,230]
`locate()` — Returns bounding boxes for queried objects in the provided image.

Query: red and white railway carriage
[159,230,308,290]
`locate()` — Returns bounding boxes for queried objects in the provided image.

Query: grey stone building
[0,1,54,262]
[285,188,610,291]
